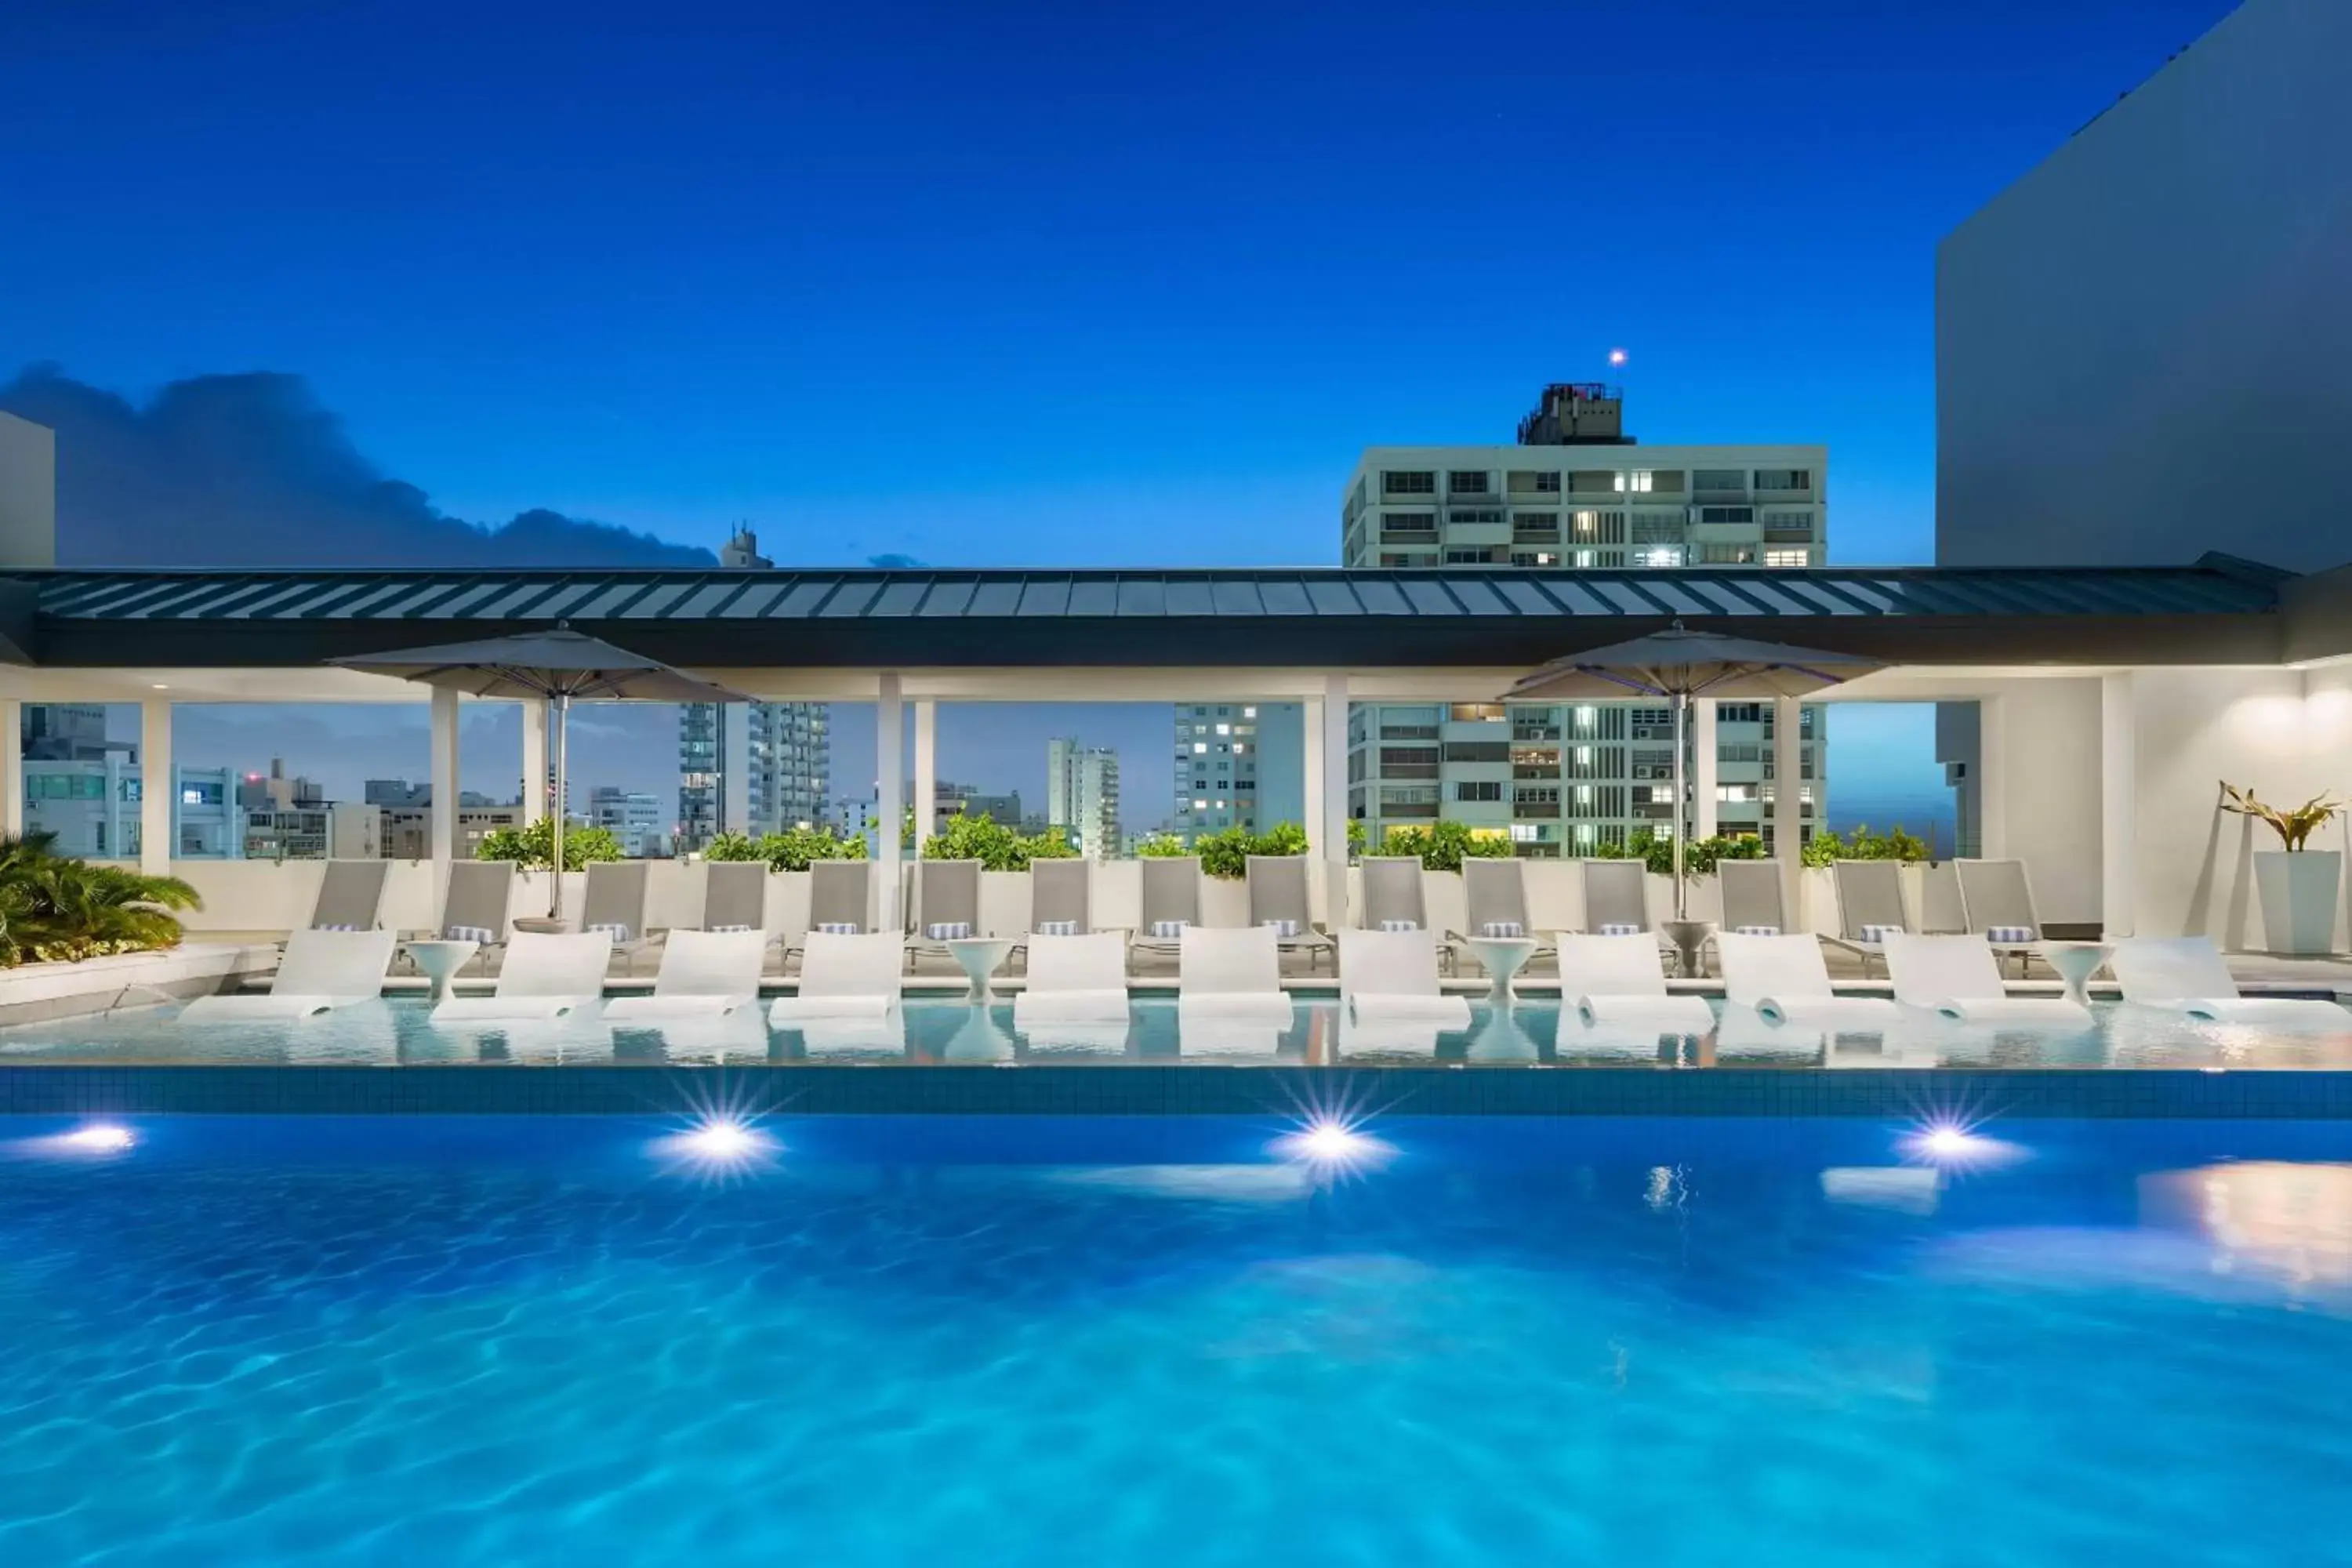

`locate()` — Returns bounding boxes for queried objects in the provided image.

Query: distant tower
[677,524,830,849]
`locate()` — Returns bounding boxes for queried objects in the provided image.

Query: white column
[913,700,937,848]
[140,696,172,874]
[1321,673,1349,926]
[1978,694,2008,860]
[2100,673,2136,938]
[720,704,751,833]
[1693,699,1719,840]
[0,698,21,840]
[430,688,460,892]
[1301,696,1325,841]
[1771,694,1803,924]
[521,699,549,825]
[876,674,904,931]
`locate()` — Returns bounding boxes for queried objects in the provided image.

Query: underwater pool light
[1271,1115,1396,1175]
[683,1119,760,1160]
[1901,1116,2022,1171]
[651,1112,780,1177]
[61,1123,135,1152]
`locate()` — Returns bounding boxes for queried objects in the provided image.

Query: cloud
[0,363,714,568]
[867,552,925,568]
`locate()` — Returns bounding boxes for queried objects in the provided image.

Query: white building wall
[0,411,56,568]
[1936,0,2352,571]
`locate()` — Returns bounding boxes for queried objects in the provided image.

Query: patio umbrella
[334,626,746,917]
[1503,622,1884,917]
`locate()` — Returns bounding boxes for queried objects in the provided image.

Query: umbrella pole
[550,692,568,920]
[1672,690,1689,918]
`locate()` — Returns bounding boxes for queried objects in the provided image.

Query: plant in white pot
[2220,782,2344,956]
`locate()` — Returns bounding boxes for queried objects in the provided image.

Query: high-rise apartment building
[1171,701,1305,837]
[677,528,832,851]
[1340,385,1828,857]
[1046,738,1121,859]
[590,786,669,857]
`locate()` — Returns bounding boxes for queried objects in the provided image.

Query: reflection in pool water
[5,992,2352,1073]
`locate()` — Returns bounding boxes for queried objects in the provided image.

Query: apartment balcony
[1513,801,1561,818]
[1380,802,1440,820]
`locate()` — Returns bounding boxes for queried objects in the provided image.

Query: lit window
[1573,822,1595,845]
[1613,470,1655,493]
[1214,724,1230,735]
[1193,799,1208,810]
[1509,822,1540,842]
[1765,548,1810,568]
[1574,746,1593,765]
[1644,546,1684,568]
[1193,742,1207,753]
[1650,785,1673,804]
[1572,550,1596,568]
[1574,784,1593,804]
[1242,706,1257,718]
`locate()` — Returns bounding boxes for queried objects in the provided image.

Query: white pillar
[0,698,21,840]
[2100,673,2136,938]
[1321,674,1349,927]
[521,699,549,825]
[140,696,172,874]
[1693,699,1719,840]
[876,674,904,931]
[913,699,937,849]
[430,688,460,892]
[1301,696,1325,840]
[1771,694,1803,924]
[1978,694,2008,860]
[720,704,752,833]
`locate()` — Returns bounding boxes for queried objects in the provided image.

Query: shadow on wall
[2183,794,2257,949]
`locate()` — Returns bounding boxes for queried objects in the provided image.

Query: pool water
[2,1113,2347,1566]
[5,995,2352,1069]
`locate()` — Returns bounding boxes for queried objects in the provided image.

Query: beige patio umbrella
[336,626,745,918]
[1504,622,1884,917]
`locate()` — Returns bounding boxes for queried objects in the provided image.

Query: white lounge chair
[1178,925,1292,1027]
[1556,931,1715,1033]
[699,861,772,935]
[1446,856,1552,975]
[305,858,391,932]
[1717,859,1788,935]
[1825,860,1914,975]
[604,928,767,1022]
[181,927,400,1020]
[1027,858,1094,938]
[1955,858,2046,976]
[2109,937,2350,1025]
[1247,855,1335,971]
[1716,931,1900,1028]
[1358,856,1428,931]
[770,930,904,1024]
[906,858,985,967]
[407,858,516,971]
[1338,926,1471,1029]
[580,861,655,972]
[1882,932,2089,1025]
[434,930,612,1022]
[1014,931,1131,1029]
[786,860,876,966]
[1579,858,1654,937]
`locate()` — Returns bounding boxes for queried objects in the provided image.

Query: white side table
[403,939,481,1004]
[2041,942,2113,1009]
[1460,936,1538,1007]
[946,936,1017,1004]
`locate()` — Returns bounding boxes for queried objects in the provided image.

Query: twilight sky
[0,0,2238,833]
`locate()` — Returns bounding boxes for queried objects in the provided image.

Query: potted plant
[2220,782,2343,956]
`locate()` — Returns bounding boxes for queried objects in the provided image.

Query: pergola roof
[0,556,2302,671]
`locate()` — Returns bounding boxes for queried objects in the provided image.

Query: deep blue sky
[0,0,2238,828]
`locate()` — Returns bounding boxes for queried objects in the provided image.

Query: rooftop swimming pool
[2,1112,2345,1566]
[5,994,2352,1070]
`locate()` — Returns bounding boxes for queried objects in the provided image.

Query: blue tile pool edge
[4,1065,2350,1118]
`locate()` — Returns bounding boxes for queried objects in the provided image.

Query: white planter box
[2255,849,2341,956]
[0,942,278,1027]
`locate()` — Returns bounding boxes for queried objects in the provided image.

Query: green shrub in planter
[0,831,199,967]
[1798,823,1930,869]
[921,811,1076,871]
[1597,829,1766,877]
[1375,820,1516,871]
[475,818,624,871]
[706,826,867,871]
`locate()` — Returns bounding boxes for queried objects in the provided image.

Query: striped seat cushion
[1036,920,1080,937]
[710,924,756,934]
[1479,920,1525,939]
[1733,924,1782,937]
[1149,919,1189,938]
[815,922,861,935]
[1599,923,1642,938]
[314,923,360,932]
[1860,924,1904,944]
[587,922,633,944]
[1984,925,2036,944]
[926,922,974,941]
[1377,919,1421,932]
[444,924,496,944]
[1260,919,1301,939]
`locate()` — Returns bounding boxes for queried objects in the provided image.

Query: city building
[245,802,382,861]
[1934,0,2350,854]
[1172,702,1305,837]
[364,779,504,811]
[19,703,125,762]
[827,793,880,851]
[934,782,1022,835]
[24,757,245,859]
[1046,738,1121,859]
[677,528,832,852]
[589,786,669,857]
[379,800,524,861]
[1339,387,1828,855]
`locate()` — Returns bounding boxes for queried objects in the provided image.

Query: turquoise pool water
[4,994,2350,1069]
[1,1113,2347,1565]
